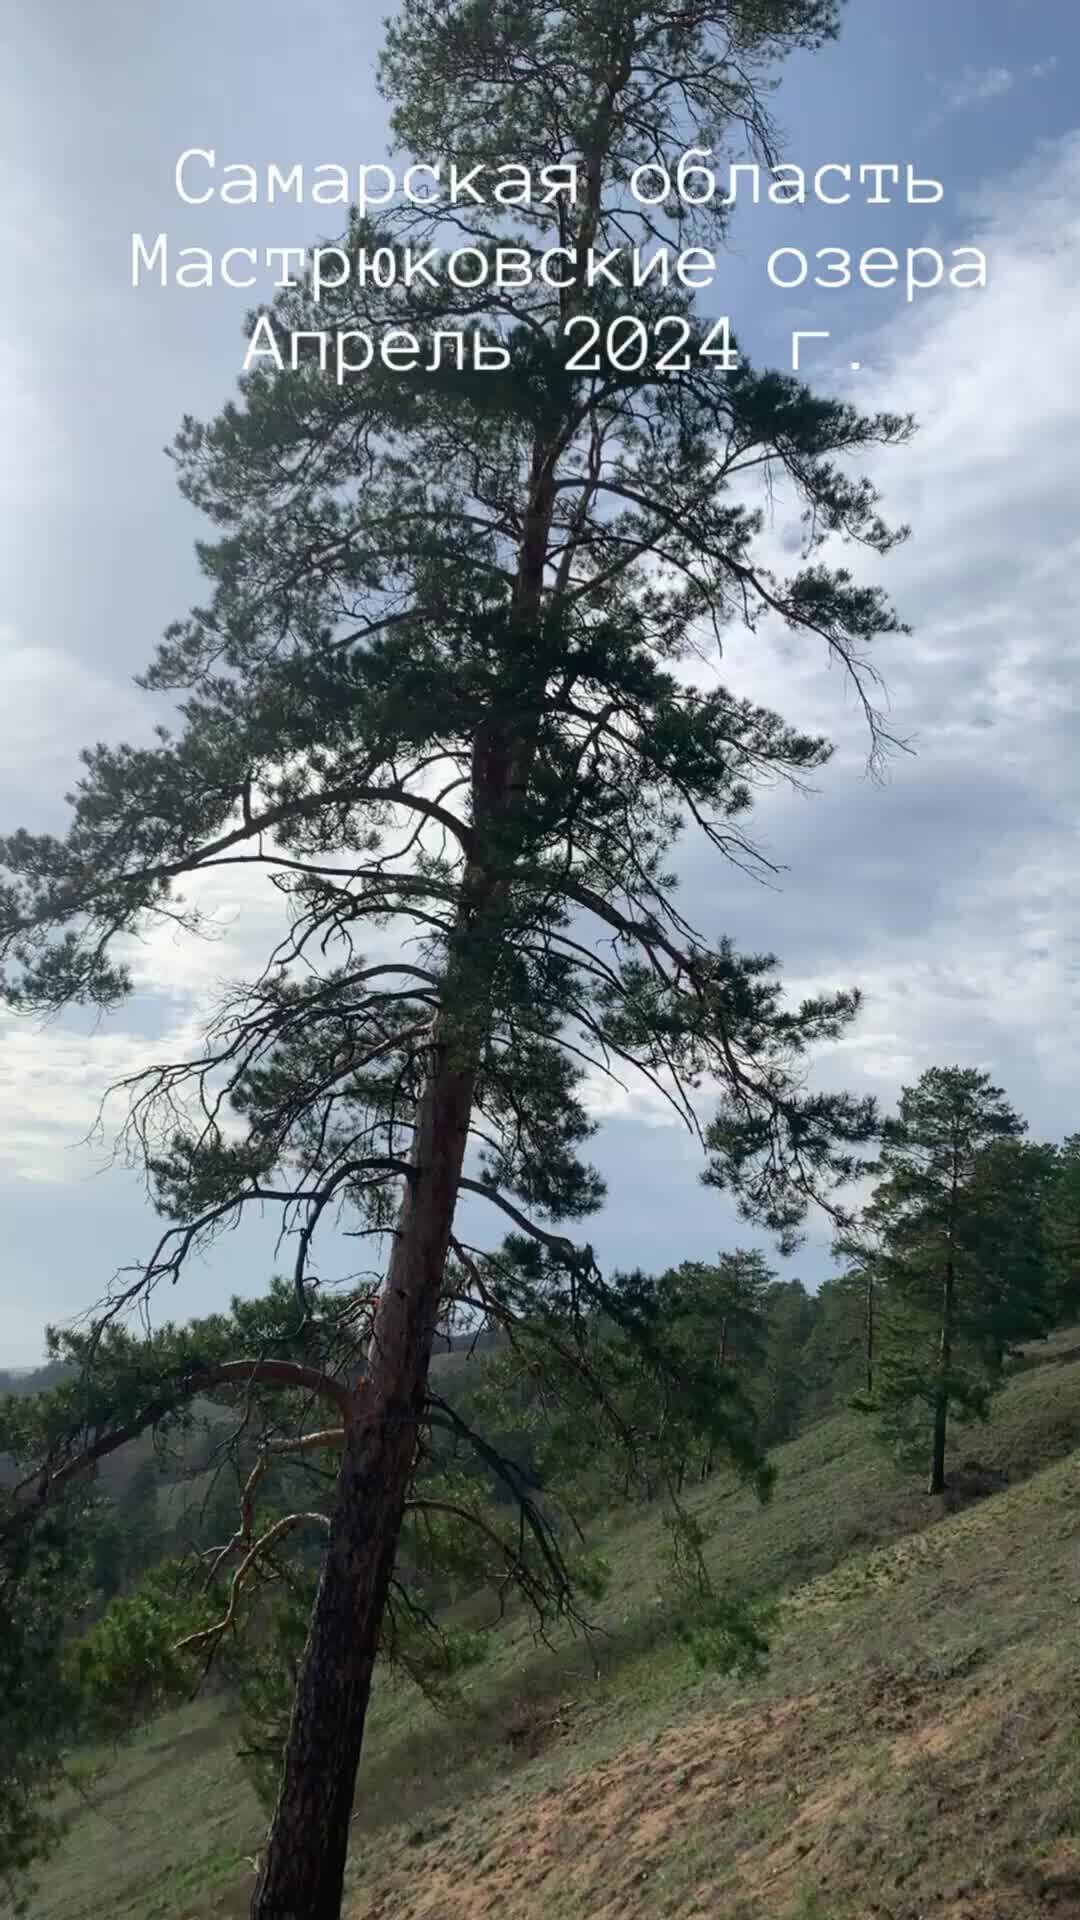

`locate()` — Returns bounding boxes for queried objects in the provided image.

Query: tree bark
[249,1047,474,1919]
[249,452,558,1920]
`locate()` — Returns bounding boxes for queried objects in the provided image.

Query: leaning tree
[0,1,913,1914]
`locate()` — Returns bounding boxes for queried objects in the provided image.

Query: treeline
[444,1067,1080,1516]
[11,1067,1080,1619]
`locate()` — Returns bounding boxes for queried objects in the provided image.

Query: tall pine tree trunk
[249,1050,475,1920]
[249,459,557,1920]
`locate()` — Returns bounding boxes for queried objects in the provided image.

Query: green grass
[13,1348,1080,1920]
[12,1700,262,1920]
[343,1397,1080,1920]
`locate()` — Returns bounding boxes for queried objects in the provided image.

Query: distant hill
[0,1359,72,1399]
[0,1325,503,1401]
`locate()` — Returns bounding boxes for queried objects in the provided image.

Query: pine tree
[754,1277,818,1445]
[0,1497,90,1914]
[666,1251,773,1375]
[961,1138,1057,1371]
[0,4,911,1914]
[1044,1134,1080,1325]
[800,1273,863,1417]
[863,1068,1042,1493]
[657,1251,774,1480]
[828,1215,885,1400]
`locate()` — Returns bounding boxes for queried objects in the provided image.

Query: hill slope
[349,1444,1080,1919]
[14,1348,1080,1920]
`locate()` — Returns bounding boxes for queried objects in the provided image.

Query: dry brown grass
[345,1448,1080,1920]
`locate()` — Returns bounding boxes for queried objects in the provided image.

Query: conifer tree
[754,1276,817,1444]
[671,1251,777,1467]
[0,3,911,1913]
[665,1251,773,1377]
[861,1068,1048,1493]
[828,1216,884,1400]
[1044,1134,1080,1324]
[961,1137,1057,1372]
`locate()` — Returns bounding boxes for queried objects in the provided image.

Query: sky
[1,0,1077,1363]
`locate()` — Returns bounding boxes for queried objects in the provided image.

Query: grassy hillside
[13,1348,1080,1920]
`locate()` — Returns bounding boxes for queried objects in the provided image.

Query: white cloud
[940,64,1016,110]
[0,629,151,799]
[921,57,1056,133]
[0,1007,202,1181]
[0,144,80,514]
[919,65,1012,135]
[706,129,1080,1130]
